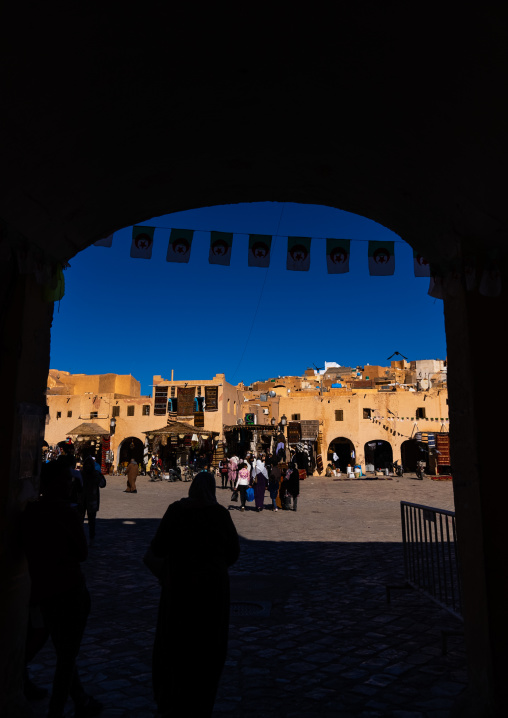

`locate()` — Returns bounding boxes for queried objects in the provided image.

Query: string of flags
[94,227,501,296]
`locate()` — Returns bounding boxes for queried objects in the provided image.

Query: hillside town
[45,357,449,478]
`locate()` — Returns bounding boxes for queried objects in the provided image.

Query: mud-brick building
[45,370,244,467]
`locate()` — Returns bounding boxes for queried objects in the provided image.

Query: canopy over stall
[143,420,220,469]
[67,422,110,437]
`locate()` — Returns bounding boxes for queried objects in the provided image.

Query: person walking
[235,462,251,512]
[146,472,240,718]
[79,455,104,544]
[252,454,268,511]
[125,458,139,493]
[227,455,239,490]
[268,461,281,512]
[219,458,229,489]
[286,461,300,511]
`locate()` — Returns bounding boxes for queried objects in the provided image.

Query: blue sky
[50,202,446,396]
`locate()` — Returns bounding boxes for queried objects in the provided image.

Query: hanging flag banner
[368,241,395,275]
[413,250,430,277]
[131,226,154,259]
[94,234,113,248]
[326,238,350,274]
[248,234,272,268]
[166,229,194,263]
[209,232,233,265]
[287,236,311,271]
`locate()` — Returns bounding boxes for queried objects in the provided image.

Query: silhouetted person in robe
[147,471,240,717]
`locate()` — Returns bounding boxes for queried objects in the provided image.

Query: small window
[197,386,201,396]
[112,406,120,417]
[127,406,135,416]
[363,408,372,419]
[56,411,61,419]
[67,410,72,418]
[90,411,98,419]
[171,386,176,397]
[416,407,426,419]
[291,413,301,420]
[227,399,230,413]
[335,410,344,421]
[142,405,150,416]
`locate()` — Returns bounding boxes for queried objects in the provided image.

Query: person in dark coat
[20,460,102,718]
[268,461,282,511]
[286,461,300,512]
[125,458,139,493]
[147,472,240,717]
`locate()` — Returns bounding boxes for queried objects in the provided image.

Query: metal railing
[400,501,463,619]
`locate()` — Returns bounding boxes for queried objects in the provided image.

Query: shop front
[66,421,111,473]
[144,420,219,472]
[223,424,279,459]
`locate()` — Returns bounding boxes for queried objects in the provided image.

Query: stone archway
[118,436,144,468]
[2,8,508,714]
[364,440,393,472]
[401,439,419,473]
[327,437,356,473]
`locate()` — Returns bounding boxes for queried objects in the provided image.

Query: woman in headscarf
[147,472,240,718]
[268,460,282,512]
[227,454,239,490]
[252,454,268,511]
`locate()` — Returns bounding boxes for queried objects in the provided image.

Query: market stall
[66,422,111,473]
[223,424,279,459]
[143,421,220,472]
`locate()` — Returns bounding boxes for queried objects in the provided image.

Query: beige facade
[45,367,448,470]
[277,387,448,467]
[45,370,245,465]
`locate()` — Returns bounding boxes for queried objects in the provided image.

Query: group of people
[219,452,300,512]
[20,457,239,718]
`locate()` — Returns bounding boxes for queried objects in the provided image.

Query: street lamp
[270,417,276,426]
[110,417,116,435]
[281,414,287,427]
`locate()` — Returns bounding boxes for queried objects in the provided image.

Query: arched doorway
[364,440,393,471]
[118,436,144,467]
[327,437,355,472]
[401,439,419,472]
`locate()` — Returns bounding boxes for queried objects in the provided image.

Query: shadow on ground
[28,516,467,717]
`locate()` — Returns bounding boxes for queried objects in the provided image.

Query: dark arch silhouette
[327,437,355,473]
[2,8,508,715]
[118,436,144,467]
[364,440,393,471]
[401,439,420,473]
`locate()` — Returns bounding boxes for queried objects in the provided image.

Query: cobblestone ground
[28,474,466,717]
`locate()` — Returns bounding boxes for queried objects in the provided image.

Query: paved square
[28,475,466,717]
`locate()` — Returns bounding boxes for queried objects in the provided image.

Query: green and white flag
[413,249,430,277]
[209,232,233,266]
[248,234,272,268]
[368,241,395,275]
[131,226,154,259]
[94,234,113,247]
[327,238,350,274]
[166,229,194,263]
[287,236,311,271]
